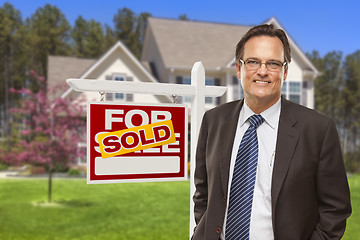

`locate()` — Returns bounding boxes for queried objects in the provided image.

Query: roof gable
[47,56,96,99]
[143,17,250,70]
[144,17,318,76]
[62,41,170,101]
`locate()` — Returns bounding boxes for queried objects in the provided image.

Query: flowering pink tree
[3,71,86,202]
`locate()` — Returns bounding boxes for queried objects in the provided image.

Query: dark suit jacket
[192,98,351,240]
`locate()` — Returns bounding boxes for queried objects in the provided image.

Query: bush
[344,152,360,173]
[0,163,7,171]
[67,168,81,176]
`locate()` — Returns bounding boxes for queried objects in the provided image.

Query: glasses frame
[239,58,287,72]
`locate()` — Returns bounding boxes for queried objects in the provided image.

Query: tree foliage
[0,70,85,202]
[25,4,72,78]
[307,51,343,123]
[113,8,151,58]
[71,16,106,58]
[0,2,27,150]
[0,3,152,151]
[308,50,360,172]
[2,70,85,167]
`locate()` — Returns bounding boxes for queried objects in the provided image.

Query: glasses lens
[245,60,260,69]
[242,59,284,71]
[266,61,282,70]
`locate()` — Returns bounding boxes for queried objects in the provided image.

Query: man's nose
[257,63,269,76]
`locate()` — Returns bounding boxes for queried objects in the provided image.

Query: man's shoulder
[206,100,242,116]
[282,98,333,124]
[207,100,242,112]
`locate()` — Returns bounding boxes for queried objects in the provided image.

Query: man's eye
[246,60,259,65]
[268,61,281,67]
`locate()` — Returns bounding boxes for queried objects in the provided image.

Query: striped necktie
[225,114,265,240]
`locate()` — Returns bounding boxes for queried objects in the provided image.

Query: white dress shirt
[221,99,281,240]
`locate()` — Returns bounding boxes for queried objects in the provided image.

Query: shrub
[344,152,360,173]
[68,168,81,176]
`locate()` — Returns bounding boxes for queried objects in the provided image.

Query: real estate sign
[87,102,188,184]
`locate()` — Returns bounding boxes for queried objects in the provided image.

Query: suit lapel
[220,100,243,196]
[271,98,300,211]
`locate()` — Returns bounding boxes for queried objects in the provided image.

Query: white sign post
[66,62,227,239]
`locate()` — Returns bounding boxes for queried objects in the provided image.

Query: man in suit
[192,24,351,240]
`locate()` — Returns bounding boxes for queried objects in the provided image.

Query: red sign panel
[87,102,188,183]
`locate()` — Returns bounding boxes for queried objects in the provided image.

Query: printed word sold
[97,120,175,158]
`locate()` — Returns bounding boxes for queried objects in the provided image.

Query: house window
[289,82,301,104]
[114,74,126,100]
[289,82,301,93]
[183,77,191,103]
[232,76,240,100]
[289,94,300,103]
[104,73,133,102]
[175,76,219,105]
[302,81,308,106]
[282,81,301,104]
[205,78,214,104]
[232,75,244,100]
[282,81,287,94]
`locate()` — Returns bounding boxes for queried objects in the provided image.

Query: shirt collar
[240,98,281,129]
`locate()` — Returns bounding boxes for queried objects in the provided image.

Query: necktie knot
[248,114,264,129]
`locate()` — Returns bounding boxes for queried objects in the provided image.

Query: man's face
[236,35,288,108]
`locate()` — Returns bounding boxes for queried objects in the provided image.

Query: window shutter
[215,78,221,105]
[176,76,183,84]
[106,93,113,101]
[105,75,113,100]
[232,76,239,85]
[175,76,183,103]
[126,77,133,102]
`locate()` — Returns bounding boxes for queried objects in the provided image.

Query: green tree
[342,51,360,171]
[2,71,86,202]
[0,2,26,150]
[307,51,343,123]
[25,4,71,81]
[71,16,87,57]
[308,50,360,172]
[103,24,117,52]
[113,8,151,58]
[135,12,151,48]
[179,14,189,20]
[71,16,105,58]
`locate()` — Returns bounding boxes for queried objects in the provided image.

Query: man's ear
[236,62,241,79]
[283,66,288,81]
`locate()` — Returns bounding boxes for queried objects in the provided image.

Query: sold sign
[97,120,176,158]
[87,102,188,184]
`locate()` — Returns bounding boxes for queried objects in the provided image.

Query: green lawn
[0,178,190,240]
[343,174,360,240]
[0,175,358,240]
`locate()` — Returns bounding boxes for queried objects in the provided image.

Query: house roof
[47,56,96,99]
[59,41,172,103]
[143,17,319,76]
[143,17,251,70]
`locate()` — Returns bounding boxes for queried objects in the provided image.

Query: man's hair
[235,24,291,65]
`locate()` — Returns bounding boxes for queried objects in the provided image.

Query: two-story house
[141,17,319,109]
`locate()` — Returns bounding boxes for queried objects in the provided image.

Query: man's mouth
[254,80,270,84]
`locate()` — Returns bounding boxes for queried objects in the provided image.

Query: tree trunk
[4,47,11,152]
[48,162,52,203]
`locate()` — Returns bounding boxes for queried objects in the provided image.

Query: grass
[0,175,359,240]
[343,174,360,239]
[0,178,190,240]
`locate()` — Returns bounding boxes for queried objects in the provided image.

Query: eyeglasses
[239,58,287,71]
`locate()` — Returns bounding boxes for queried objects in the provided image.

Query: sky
[4,0,360,57]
